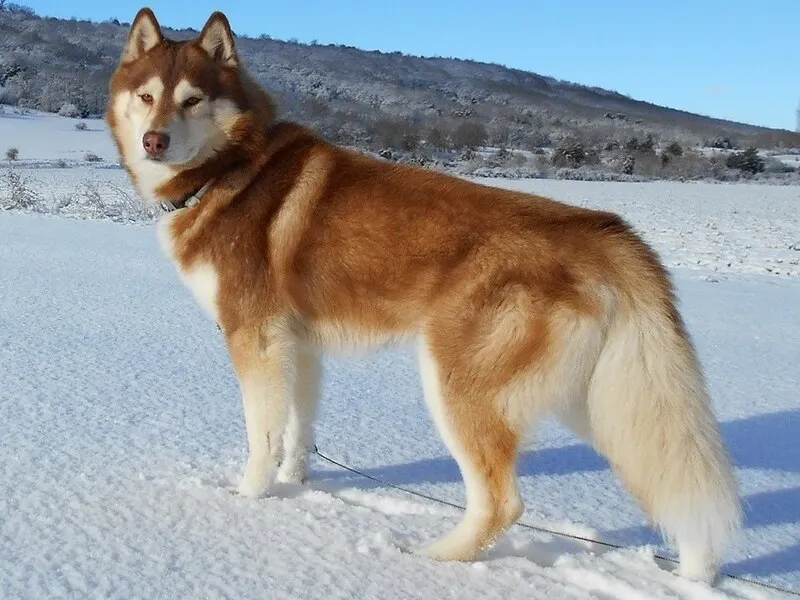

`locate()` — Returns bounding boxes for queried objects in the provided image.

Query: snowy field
[0,109,117,165]
[1,109,800,599]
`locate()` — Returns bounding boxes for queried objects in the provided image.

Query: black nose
[142,131,170,157]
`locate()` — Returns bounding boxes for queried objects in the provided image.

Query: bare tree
[452,121,488,150]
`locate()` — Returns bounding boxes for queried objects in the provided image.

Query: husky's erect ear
[198,12,238,66]
[121,8,164,63]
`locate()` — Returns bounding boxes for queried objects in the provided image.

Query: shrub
[84,152,102,162]
[400,131,420,152]
[763,155,796,175]
[551,139,586,168]
[637,134,656,155]
[6,147,19,161]
[762,156,795,174]
[664,141,683,158]
[459,148,476,161]
[725,148,764,174]
[451,121,488,150]
[488,124,511,148]
[1,169,37,209]
[624,134,656,155]
[624,137,640,153]
[58,102,80,118]
[426,126,450,151]
[621,155,635,175]
[373,118,424,152]
[74,121,88,131]
[484,147,526,169]
[710,136,736,150]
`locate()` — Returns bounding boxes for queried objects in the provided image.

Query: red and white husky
[107,8,741,583]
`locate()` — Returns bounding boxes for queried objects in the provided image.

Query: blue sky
[26,0,800,130]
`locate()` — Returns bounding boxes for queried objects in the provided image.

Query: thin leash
[313,446,799,598]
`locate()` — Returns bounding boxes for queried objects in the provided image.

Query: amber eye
[183,97,201,108]
[139,93,153,105]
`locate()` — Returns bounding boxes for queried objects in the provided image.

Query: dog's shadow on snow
[317,408,800,489]
[315,409,800,577]
[314,440,607,490]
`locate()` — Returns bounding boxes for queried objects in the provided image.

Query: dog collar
[160,179,215,212]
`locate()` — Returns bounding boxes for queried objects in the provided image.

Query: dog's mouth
[156,145,208,168]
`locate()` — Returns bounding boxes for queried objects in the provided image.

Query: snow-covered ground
[1,108,799,599]
[0,108,118,165]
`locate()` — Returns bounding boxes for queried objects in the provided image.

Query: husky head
[107,8,273,203]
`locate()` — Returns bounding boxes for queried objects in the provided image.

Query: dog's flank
[108,7,742,584]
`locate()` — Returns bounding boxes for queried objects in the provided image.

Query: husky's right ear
[198,12,238,66]
[121,8,164,63]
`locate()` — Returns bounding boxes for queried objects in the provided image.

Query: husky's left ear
[198,12,238,66]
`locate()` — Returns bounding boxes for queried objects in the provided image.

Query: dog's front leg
[277,345,321,484]
[227,321,295,498]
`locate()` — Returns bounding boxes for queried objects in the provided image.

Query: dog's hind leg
[227,319,296,498]
[277,345,321,484]
[415,336,524,561]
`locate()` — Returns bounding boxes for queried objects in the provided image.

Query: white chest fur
[156,213,221,322]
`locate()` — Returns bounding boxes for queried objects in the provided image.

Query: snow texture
[1,111,799,599]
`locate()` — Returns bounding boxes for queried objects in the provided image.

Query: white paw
[237,461,274,498]
[276,460,309,485]
[677,543,718,584]
[678,562,717,585]
[415,535,478,562]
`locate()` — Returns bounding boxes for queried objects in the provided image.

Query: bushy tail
[586,300,741,583]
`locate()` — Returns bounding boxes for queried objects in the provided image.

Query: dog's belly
[307,321,416,356]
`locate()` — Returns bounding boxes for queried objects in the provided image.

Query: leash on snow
[312,446,799,598]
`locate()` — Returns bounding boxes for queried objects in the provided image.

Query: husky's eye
[139,93,154,105]
[183,97,202,108]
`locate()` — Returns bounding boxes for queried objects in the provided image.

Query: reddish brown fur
[107,10,740,576]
